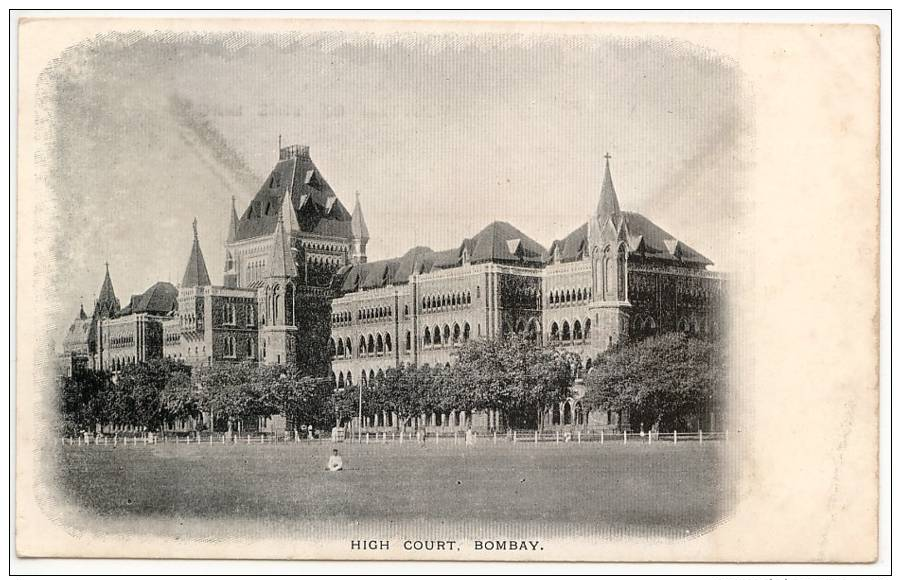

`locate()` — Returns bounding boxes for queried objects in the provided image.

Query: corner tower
[350,191,369,265]
[587,153,632,349]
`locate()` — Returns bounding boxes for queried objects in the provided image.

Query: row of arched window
[548,319,592,343]
[180,313,199,329]
[305,241,344,254]
[262,283,295,327]
[222,336,256,359]
[329,332,396,360]
[358,305,392,321]
[421,289,475,312]
[107,335,135,349]
[332,311,353,325]
[108,355,135,371]
[423,322,472,347]
[547,287,591,306]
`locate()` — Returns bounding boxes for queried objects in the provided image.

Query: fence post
[648,431,652,444]
[513,431,517,444]
[623,431,626,444]
[673,430,678,444]
[493,432,497,445]
[366,433,370,444]
[534,430,538,446]
[699,429,703,444]
[578,431,582,444]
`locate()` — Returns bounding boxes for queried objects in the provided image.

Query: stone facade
[60,144,724,435]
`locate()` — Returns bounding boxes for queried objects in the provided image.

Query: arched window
[584,318,591,339]
[453,323,461,343]
[433,325,441,345]
[550,322,559,342]
[338,372,345,389]
[443,324,451,344]
[424,327,432,346]
[346,371,353,386]
[359,336,367,356]
[385,333,392,352]
[376,334,384,354]
[463,322,471,341]
[328,338,337,359]
[367,335,375,354]
[336,338,345,357]
[562,321,571,341]
[345,337,352,356]
[285,284,295,325]
[573,320,583,341]
[406,331,412,351]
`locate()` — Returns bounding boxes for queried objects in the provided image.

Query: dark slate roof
[117,282,179,317]
[334,222,546,294]
[63,316,94,350]
[235,145,352,241]
[181,223,211,288]
[546,212,713,266]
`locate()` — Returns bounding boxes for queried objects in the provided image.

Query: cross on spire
[604,152,612,161]
[192,217,198,240]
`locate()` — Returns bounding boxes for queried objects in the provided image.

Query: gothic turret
[350,191,369,265]
[93,263,120,320]
[181,218,211,288]
[226,196,239,244]
[267,210,299,279]
[588,153,631,349]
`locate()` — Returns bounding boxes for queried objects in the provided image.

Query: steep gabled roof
[181,219,211,288]
[546,212,712,267]
[117,282,178,317]
[235,145,352,241]
[333,222,547,295]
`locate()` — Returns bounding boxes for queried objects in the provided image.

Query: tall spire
[226,196,239,243]
[93,262,120,319]
[281,188,301,233]
[267,210,298,278]
[351,190,369,241]
[181,218,211,288]
[595,153,622,223]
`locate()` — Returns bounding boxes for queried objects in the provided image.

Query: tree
[452,334,575,429]
[112,359,194,431]
[583,333,726,432]
[161,369,201,427]
[59,367,112,434]
[194,362,269,436]
[265,365,334,432]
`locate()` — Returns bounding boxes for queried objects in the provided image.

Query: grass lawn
[54,438,731,539]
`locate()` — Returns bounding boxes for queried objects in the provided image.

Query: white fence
[61,429,729,447]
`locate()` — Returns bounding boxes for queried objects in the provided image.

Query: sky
[41,30,750,343]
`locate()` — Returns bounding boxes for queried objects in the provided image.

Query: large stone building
[61,143,724,433]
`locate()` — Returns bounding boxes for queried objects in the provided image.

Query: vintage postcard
[15,16,881,563]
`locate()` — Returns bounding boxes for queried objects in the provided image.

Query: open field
[53,439,732,539]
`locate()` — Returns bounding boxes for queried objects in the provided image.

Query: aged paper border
[14,16,881,564]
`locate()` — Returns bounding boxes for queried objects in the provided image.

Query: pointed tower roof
[351,191,369,241]
[226,196,239,243]
[93,263,121,319]
[181,218,212,288]
[78,303,87,320]
[595,153,622,223]
[267,211,299,278]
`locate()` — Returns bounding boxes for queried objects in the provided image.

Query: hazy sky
[41,30,750,340]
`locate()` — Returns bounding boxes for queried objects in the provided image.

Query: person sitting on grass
[327,449,344,472]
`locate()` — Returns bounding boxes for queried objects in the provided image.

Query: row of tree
[59,332,727,435]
